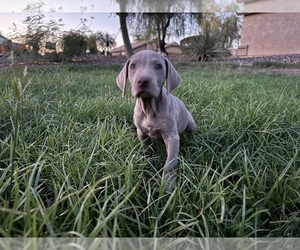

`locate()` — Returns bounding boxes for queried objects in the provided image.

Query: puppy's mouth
[133,85,158,98]
[135,91,155,98]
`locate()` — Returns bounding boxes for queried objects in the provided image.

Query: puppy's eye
[155,63,162,70]
[130,63,136,69]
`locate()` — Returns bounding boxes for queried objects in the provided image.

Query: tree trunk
[118,13,133,58]
[156,19,168,56]
[117,0,133,58]
[159,39,168,56]
[155,13,173,56]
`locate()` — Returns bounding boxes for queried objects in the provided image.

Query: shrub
[87,35,98,55]
[62,31,88,59]
[181,31,231,62]
[44,51,64,62]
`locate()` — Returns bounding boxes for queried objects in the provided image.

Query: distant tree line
[10,1,116,62]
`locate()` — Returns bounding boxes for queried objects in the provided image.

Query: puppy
[116,50,196,188]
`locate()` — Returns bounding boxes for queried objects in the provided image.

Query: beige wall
[239,13,300,56]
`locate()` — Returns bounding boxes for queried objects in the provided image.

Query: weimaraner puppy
[116,50,196,188]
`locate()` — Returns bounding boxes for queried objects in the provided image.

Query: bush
[87,35,98,55]
[181,31,231,62]
[62,31,88,59]
[44,51,64,62]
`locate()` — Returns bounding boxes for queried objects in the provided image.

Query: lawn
[0,62,299,237]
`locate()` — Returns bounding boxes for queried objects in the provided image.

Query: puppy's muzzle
[138,76,151,88]
[134,76,157,98]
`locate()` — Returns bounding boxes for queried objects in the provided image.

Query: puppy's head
[116,50,181,98]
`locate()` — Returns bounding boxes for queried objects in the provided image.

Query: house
[110,41,181,56]
[0,34,28,55]
[165,42,182,55]
[238,0,300,56]
[0,34,8,43]
[0,34,11,53]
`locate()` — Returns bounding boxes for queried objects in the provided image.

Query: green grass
[0,62,300,237]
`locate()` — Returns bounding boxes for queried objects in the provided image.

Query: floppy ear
[165,57,181,94]
[116,59,130,97]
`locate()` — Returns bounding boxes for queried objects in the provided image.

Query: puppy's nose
[138,76,151,87]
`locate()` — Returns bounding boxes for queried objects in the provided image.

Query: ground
[226,54,300,76]
[1,52,300,75]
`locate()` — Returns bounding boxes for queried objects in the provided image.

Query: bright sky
[0,13,123,45]
[0,0,120,13]
[0,1,125,45]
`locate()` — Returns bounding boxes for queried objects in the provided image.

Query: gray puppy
[116,50,196,188]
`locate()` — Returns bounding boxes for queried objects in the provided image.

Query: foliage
[19,14,47,54]
[9,0,116,60]
[181,33,231,62]
[128,13,187,55]
[10,0,63,55]
[87,35,98,54]
[112,0,238,12]
[43,51,64,62]
[1,63,300,237]
[62,31,88,59]
[87,32,117,54]
[123,1,239,56]
[180,13,239,61]
[199,13,240,49]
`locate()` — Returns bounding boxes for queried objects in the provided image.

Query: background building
[238,0,300,56]
[110,41,181,56]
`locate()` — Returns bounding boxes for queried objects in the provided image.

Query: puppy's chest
[139,117,163,139]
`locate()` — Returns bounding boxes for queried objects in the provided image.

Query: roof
[110,41,152,53]
[237,0,300,13]
[110,41,180,53]
[165,42,180,48]
[0,34,9,43]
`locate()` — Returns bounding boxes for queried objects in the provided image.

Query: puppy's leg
[186,111,197,132]
[137,128,153,156]
[161,133,180,188]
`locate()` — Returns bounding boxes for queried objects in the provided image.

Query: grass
[0,62,300,237]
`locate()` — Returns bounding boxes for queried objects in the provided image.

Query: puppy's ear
[165,57,181,94]
[116,59,130,97]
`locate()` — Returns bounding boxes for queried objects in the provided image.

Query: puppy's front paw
[163,171,177,190]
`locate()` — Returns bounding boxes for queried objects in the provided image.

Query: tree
[62,31,88,59]
[218,13,241,48]
[114,0,187,58]
[87,35,98,54]
[10,1,63,55]
[128,13,187,56]
[87,32,117,54]
[21,14,46,54]
[114,0,239,58]
[199,13,240,49]
[180,12,239,61]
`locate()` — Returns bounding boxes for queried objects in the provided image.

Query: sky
[0,12,124,46]
[0,1,125,46]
